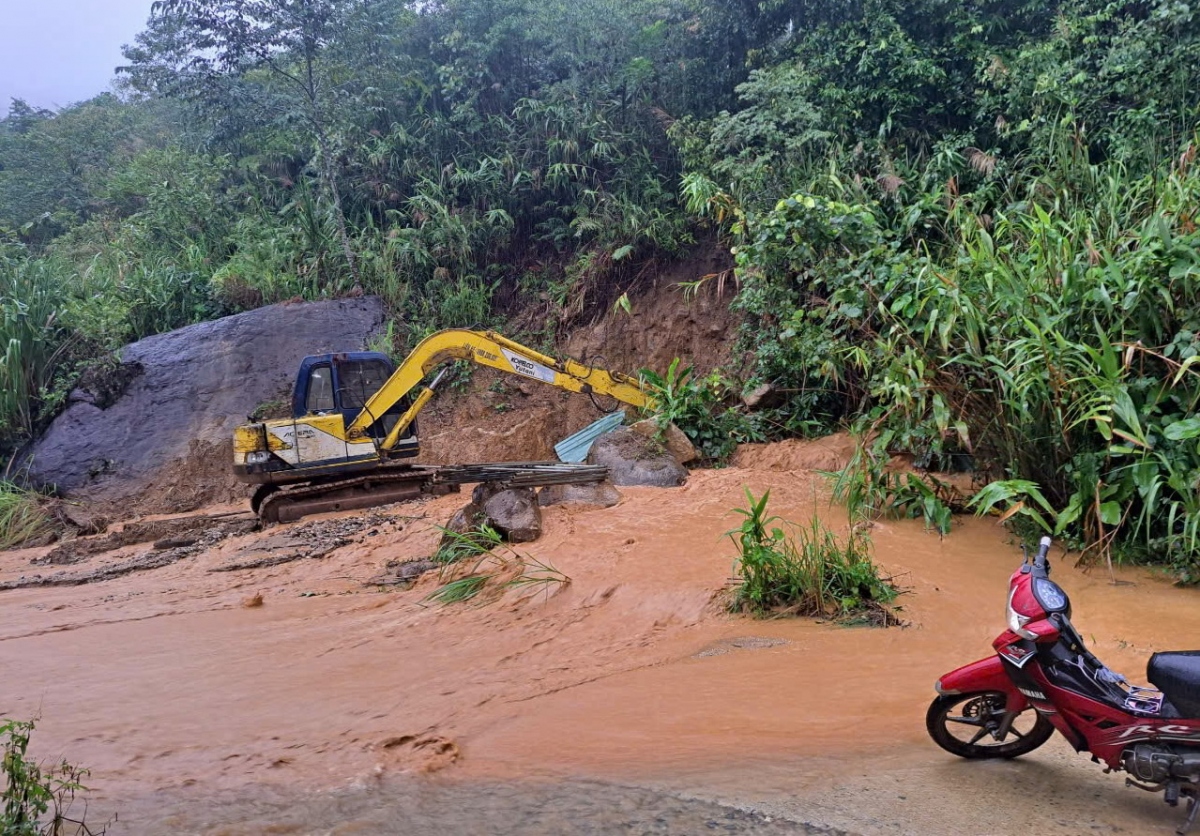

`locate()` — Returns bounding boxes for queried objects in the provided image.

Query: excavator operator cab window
[333,357,410,440]
[305,365,335,414]
[336,359,391,410]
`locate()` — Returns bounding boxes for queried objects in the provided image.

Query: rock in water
[537,481,622,508]
[586,428,688,487]
[441,484,544,546]
[24,297,387,514]
[628,419,697,464]
[479,485,542,543]
[442,503,487,539]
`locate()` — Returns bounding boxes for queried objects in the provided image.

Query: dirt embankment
[417,256,739,467]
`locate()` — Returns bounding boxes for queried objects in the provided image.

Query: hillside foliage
[2,0,1199,572]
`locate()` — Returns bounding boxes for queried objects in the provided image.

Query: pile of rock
[439,420,693,545]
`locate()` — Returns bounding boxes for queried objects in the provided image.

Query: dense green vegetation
[2,0,1198,573]
[678,0,1200,575]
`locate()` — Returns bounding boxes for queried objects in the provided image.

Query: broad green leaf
[1098,501,1122,526]
[1163,418,1200,441]
[1054,492,1083,534]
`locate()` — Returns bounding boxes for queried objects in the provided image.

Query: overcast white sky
[0,0,156,115]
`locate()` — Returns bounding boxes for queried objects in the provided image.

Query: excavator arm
[347,329,654,453]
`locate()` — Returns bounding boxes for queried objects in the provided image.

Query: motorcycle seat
[1148,651,1200,717]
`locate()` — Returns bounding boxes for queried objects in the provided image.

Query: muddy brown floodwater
[3,445,1200,835]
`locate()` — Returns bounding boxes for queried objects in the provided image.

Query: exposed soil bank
[3,453,1199,834]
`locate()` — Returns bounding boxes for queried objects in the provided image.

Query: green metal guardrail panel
[554,410,626,463]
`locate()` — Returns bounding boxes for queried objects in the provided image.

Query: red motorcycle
[928,536,1200,834]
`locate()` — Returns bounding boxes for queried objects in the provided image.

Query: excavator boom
[347,329,651,447]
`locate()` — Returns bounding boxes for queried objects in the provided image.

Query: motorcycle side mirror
[1033,535,1053,577]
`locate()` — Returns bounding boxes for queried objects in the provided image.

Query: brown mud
[4,440,1200,834]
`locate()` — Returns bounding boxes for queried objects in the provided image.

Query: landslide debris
[4,521,252,590]
[3,506,423,590]
[367,558,439,586]
[210,509,417,572]
[33,513,256,566]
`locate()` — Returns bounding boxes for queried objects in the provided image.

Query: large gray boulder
[481,487,541,543]
[628,418,697,465]
[586,427,688,487]
[26,297,386,514]
[440,483,543,547]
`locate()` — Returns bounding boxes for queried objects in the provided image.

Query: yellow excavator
[232,329,654,522]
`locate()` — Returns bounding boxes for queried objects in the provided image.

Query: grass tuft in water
[727,488,899,624]
[433,523,503,565]
[427,574,492,604]
[425,525,569,606]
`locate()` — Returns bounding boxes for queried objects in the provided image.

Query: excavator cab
[290,351,418,451]
[233,351,420,486]
[292,353,414,441]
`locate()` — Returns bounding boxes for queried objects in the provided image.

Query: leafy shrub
[727,489,897,622]
[829,434,958,536]
[1,718,105,835]
[641,358,760,464]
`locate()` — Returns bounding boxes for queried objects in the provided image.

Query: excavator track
[255,462,609,524]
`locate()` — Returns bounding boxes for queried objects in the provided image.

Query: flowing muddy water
[3,452,1199,834]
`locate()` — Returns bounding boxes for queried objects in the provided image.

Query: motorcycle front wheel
[926,691,1054,759]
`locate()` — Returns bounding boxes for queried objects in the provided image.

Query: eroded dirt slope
[417,261,739,466]
[3,442,1199,834]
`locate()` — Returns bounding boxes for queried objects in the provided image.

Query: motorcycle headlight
[1006,587,1038,640]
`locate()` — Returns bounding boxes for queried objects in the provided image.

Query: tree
[123,0,404,289]
[0,95,179,248]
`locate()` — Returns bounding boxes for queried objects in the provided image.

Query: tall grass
[727,489,897,621]
[0,482,54,550]
[0,250,72,442]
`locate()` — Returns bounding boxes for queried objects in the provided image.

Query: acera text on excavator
[232,329,655,522]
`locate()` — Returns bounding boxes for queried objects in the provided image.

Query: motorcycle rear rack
[1124,685,1166,716]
